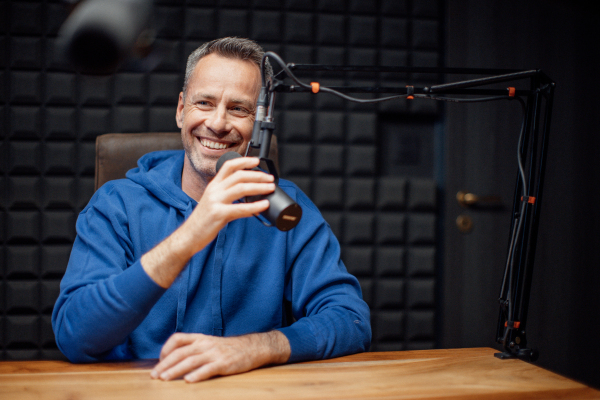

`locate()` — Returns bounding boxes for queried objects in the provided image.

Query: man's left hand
[150,331,291,383]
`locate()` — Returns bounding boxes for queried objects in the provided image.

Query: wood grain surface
[1,348,598,400]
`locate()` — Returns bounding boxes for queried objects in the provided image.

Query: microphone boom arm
[255,53,556,362]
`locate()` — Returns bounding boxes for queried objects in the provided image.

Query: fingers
[153,349,209,381]
[183,363,221,383]
[152,333,208,380]
[158,332,195,361]
[228,199,270,219]
[214,156,262,181]
[222,169,275,184]
[214,171,274,205]
[151,334,234,383]
[209,157,275,204]
[223,182,275,204]
[153,352,223,383]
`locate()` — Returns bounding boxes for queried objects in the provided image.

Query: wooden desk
[1,348,598,399]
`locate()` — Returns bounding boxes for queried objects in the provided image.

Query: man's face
[176,53,261,181]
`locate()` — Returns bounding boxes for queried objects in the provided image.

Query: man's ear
[176,92,184,128]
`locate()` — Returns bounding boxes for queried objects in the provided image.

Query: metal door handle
[456,191,502,208]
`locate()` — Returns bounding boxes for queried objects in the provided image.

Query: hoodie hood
[126,150,193,212]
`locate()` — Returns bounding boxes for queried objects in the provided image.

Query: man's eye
[193,99,212,107]
[232,106,249,114]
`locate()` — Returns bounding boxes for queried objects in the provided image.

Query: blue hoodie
[52,150,371,363]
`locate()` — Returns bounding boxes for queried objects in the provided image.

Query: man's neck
[181,158,209,202]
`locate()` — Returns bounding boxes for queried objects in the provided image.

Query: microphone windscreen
[57,0,152,74]
[216,152,242,173]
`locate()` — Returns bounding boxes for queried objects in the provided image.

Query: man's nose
[205,107,229,134]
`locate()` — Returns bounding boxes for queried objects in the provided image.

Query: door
[442,97,523,349]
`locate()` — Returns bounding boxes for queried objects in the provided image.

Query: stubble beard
[181,130,218,182]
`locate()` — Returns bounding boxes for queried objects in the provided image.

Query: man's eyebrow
[192,93,217,102]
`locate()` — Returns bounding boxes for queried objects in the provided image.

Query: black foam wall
[1,0,444,359]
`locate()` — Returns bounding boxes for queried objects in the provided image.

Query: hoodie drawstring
[211,226,227,336]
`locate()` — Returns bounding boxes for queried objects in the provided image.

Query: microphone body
[216,153,302,231]
[57,0,153,74]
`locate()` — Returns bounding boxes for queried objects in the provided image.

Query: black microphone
[216,153,302,231]
[57,0,153,74]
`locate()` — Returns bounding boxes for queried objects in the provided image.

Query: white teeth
[200,139,229,150]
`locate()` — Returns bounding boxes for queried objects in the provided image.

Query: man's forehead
[187,54,260,97]
[193,54,260,80]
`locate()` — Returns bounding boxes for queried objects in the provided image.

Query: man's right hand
[141,156,275,288]
[150,330,290,383]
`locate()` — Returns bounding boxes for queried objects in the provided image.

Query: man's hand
[141,156,275,288]
[150,331,291,383]
[185,156,275,252]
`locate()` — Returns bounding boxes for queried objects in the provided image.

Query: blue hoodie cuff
[277,320,318,363]
[113,260,166,315]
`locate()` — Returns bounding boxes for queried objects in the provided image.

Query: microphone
[57,0,153,74]
[216,153,302,231]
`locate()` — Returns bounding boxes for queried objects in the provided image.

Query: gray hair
[182,37,273,100]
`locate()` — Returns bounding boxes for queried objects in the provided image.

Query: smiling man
[52,37,371,383]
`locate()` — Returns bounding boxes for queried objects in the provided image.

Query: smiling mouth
[200,138,237,150]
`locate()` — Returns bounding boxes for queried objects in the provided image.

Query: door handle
[456,191,502,208]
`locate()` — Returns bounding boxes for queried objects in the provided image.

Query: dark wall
[1,0,443,359]
[445,0,600,388]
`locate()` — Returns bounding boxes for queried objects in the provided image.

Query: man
[52,37,371,383]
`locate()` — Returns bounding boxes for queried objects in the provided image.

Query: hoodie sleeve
[276,184,372,362]
[52,185,166,362]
